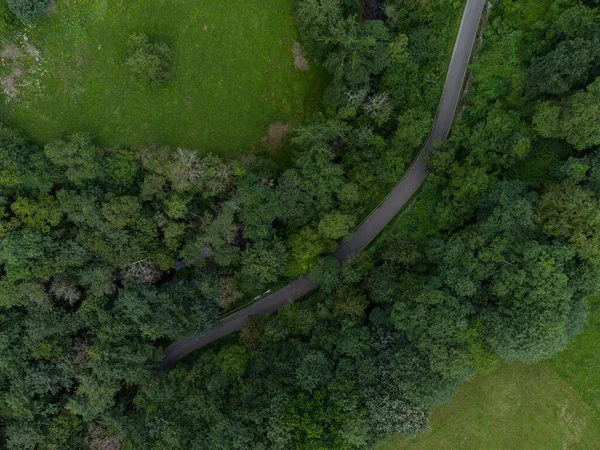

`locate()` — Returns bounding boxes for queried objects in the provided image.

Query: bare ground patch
[262,122,292,149]
[47,0,57,14]
[2,43,21,60]
[1,42,25,100]
[292,42,309,71]
[1,38,45,102]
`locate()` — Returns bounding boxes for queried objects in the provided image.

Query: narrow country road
[161,0,486,370]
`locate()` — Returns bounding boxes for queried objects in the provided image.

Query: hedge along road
[161,0,487,370]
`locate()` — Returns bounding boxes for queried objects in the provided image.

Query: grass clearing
[549,295,600,416]
[0,0,326,156]
[379,295,600,450]
[379,362,600,450]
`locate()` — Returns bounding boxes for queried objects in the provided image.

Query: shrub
[6,0,48,22]
[0,4,21,31]
[125,33,173,86]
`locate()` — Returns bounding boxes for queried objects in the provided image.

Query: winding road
[160,0,486,370]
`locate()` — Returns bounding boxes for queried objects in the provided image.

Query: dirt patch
[1,38,45,102]
[292,42,309,71]
[262,122,292,148]
[559,402,585,448]
[24,43,40,58]
[47,0,57,14]
[2,43,22,60]
[1,43,25,100]
[1,74,18,98]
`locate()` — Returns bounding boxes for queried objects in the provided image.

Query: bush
[0,4,21,31]
[6,0,48,22]
[125,33,173,86]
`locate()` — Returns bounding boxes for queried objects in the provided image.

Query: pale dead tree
[364,92,393,125]
[203,157,234,197]
[345,87,368,108]
[169,149,233,196]
[50,277,82,306]
[84,423,125,450]
[169,148,204,190]
[122,259,161,284]
[72,336,91,365]
[383,3,400,26]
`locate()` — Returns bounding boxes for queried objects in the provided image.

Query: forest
[1,0,600,448]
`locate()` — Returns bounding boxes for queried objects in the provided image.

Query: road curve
[160,0,486,370]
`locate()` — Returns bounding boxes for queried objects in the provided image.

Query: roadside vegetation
[2,0,600,448]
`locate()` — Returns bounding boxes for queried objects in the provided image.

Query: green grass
[379,363,600,450]
[0,0,326,156]
[379,295,600,450]
[549,296,600,416]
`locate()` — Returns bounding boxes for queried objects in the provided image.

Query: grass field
[549,297,600,416]
[0,0,326,156]
[379,297,600,450]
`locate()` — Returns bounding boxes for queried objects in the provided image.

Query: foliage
[533,77,600,150]
[125,33,173,86]
[6,0,48,22]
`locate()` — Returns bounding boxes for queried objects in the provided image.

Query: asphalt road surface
[161,0,486,370]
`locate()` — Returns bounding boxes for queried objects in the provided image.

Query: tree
[235,173,282,241]
[295,0,343,55]
[102,196,141,229]
[364,391,429,438]
[287,226,327,276]
[276,169,313,228]
[6,0,48,22]
[126,33,173,85]
[11,194,61,232]
[296,152,345,212]
[533,77,600,150]
[165,150,234,197]
[535,181,600,260]
[560,77,600,149]
[525,38,600,96]
[44,134,105,185]
[0,229,51,281]
[0,124,54,194]
[295,350,333,391]
[318,212,354,240]
[240,239,287,291]
[409,26,442,67]
[336,326,370,357]
[115,282,218,340]
[437,182,585,363]
[323,17,390,91]
[105,147,139,188]
[217,344,249,379]
[363,92,393,125]
[309,256,340,293]
[240,315,265,349]
[465,107,531,169]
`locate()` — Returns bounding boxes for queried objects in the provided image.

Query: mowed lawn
[0,0,325,155]
[379,297,600,450]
